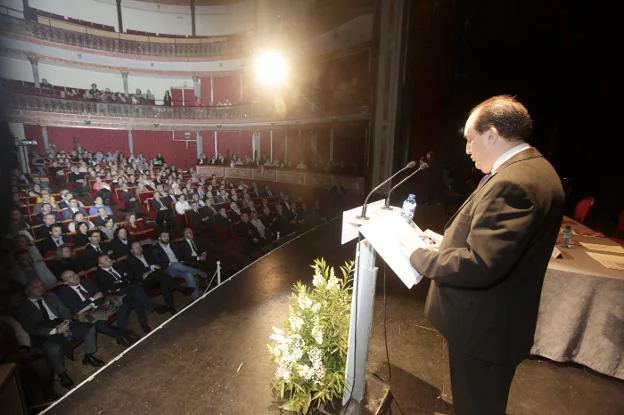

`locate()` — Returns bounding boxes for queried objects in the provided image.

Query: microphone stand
[382,164,428,209]
[357,161,416,219]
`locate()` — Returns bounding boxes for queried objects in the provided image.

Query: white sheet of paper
[585,252,624,271]
[551,246,562,259]
[341,199,395,244]
[359,212,427,288]
[579,242,624,254]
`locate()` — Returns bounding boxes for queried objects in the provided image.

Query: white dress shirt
[160,243,179,263]
[491,143,531,174]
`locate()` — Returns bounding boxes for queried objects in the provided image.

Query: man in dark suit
[81,230,112,269]
[150,192,173,228]
[62,198,87,220]
[55,270,131,346]
[15,280,104,389]
[38,223,73,257]
[126,241,191,313]
[94,255,167,334]
[92,207,111,227]
[409,96,564,414]
[107,227,135,259]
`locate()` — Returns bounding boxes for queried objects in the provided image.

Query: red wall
[213,74,241,104]
[132,130,197,168]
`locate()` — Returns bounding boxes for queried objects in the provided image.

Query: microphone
[357,161,416,219]
[383,163,428,209]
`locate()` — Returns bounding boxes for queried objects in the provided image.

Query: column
[127,130,134,156]
[28,56,39,88]
[214,130,218,156]
[42,125,49,150]
[190,0,196,36]
[116,0,123,33]
[239,73,244,103]
[196,131,203,158]
[121,71,129,94]
[193,75,200,103]
[210,75,214,105]
[269,129,273,162]
[329,127,335,162]
[284,129,288,161]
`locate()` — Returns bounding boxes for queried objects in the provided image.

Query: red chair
[573,197,595,224]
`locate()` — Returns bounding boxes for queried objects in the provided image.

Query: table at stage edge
[531,217,624,380]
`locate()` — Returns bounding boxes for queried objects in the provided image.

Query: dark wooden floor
[44,217,624,415]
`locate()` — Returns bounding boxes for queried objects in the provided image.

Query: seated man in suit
[186,202,212,234]
[153,231,207,300]
[33,213,58,239]
[15,280,105,389]
[62,198,87,220]
[127,241,193,313]
[92,207,111,227]
[38,223,73,257]
[118,184,141,215]
[235,212,263,254]
[81,230,113,269]
[150,192,174,228]
[55,270,131,346]
[174,227,209,270]
[107,227,135,259]
[94,255,168,334]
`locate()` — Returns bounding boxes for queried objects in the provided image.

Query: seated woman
[174,194,191,215]
[67,212,95,233]
[92,177,112,203]
[99,217,118,241]
[124,213,147,234]
[48,245,84,279]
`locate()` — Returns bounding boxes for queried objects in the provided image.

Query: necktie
[189,239,198,256]
[36,299,53,321]
[77,285,90,299]
[55,238,62,246]
[108,268,122,280]
[478,173,493,188]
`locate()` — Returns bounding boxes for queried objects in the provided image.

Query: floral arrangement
[268,258,355,414]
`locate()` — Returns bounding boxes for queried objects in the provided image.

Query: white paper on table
[579,242,624,254]
[551,247,562,259]
[341,199,390,245]
[359,213,430,288]
[585,252,624,271]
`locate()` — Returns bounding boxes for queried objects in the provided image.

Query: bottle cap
[409,194,415,198]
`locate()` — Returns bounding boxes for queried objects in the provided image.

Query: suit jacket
[173,238,204,264]
[150,198,168,212]
[125,251,160,282]
[38,235,72,256]
[81,244,110,269]
[410,148,564,366]
[94,265,132,295]
[15,293,71,337]
[152,243,181,269]
[62,207,86,220]
[55,280,101,314]
[108,236,135,259]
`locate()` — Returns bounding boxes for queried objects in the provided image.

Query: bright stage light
[254,50,288,88]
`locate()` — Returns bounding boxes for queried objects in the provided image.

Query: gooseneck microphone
[383,163,428,209]
[357,161,416,219]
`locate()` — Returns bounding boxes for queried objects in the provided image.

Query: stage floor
[45,218,624,414]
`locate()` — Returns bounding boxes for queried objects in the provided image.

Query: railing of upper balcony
[6,93,274,120]
[0,11,246,58]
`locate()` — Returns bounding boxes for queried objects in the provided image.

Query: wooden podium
[340,200,427,414]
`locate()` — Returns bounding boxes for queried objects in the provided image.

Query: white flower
[312,325,323,345]
[276,364,290,380]
[326,275,340,291]
[298,294,313,310]
[270,327,286,343]
[311,302,321,314]
[312,272,325,287]
[289,316,304,332]
[297,364,315,381]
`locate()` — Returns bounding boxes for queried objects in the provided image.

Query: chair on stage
[573,197,595,224]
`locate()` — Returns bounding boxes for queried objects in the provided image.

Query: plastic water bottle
[562,225,572,248]
[401,194,417,223]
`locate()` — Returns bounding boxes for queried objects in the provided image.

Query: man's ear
[487,127,500,144]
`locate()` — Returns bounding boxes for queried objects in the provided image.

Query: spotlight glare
[254,50,288,88]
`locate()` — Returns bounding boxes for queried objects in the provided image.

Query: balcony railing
[0,14,245,57]
[7,93,273,119]
[7,93,368,122]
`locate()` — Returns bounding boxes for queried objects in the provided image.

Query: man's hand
[92,292,104,300]
[56,321,70,333]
